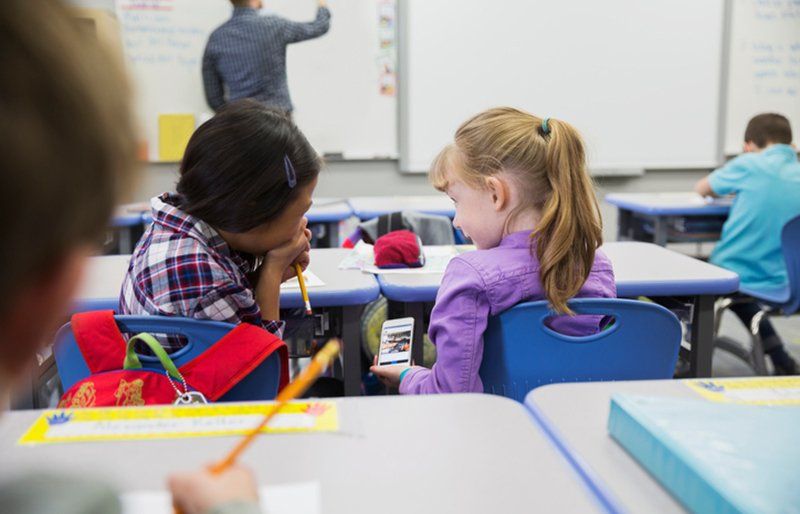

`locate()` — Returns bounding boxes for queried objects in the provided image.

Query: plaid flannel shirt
[119,193,284,352]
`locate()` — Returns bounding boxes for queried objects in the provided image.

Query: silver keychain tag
[174,391,208,405]
[164,370,208,406]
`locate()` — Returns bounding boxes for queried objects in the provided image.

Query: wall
[72,0,711,244]
[134,161,709,243]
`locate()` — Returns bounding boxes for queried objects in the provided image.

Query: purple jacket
[399,231,616,395]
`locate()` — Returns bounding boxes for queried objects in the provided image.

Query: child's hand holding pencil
[169,465,259,514]
[170,340,341,514]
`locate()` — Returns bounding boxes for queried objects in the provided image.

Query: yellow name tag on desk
[19,401,338,445]
[686,377,800,406]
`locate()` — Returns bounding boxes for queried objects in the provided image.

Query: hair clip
[284,154,297,188]
[540,117,551,135]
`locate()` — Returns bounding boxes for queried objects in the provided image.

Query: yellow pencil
[209,339,340,474]
[294,263,313,316]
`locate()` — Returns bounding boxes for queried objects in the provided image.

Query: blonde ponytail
[534,118,603,314]
[430,108,602,315]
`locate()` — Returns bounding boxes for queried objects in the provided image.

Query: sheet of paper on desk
[337,240,374,270]
[361,245,461,274]
[702,195,734,206]
[280,270,325,289]
[339,241,475,274]
[121,482,320,514]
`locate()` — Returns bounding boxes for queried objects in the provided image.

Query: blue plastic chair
[713,214,800,374]
[54,316,282,402]
[479,298,682,402]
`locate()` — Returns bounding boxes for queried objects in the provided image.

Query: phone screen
[378,320,414,366]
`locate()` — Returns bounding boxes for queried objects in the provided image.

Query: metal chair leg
[715,336,752,364]
[713,297,734,338]
[749,309,770,375]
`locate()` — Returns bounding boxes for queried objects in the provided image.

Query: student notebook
[608,394,800,514]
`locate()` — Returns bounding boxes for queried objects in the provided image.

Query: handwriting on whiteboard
[747,0,800,99]
[117,0,211,70]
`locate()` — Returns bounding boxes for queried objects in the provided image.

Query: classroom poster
[376,0,396,96]
[157,113,195,162]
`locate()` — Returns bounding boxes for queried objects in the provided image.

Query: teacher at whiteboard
[202,0,331,115]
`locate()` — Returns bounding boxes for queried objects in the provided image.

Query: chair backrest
[780,214,800,314]
[54,316,282,402]
[479,298,681,402]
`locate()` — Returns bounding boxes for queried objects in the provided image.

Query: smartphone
[378,317,415,366]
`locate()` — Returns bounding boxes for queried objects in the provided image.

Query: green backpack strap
[123,333,183,381]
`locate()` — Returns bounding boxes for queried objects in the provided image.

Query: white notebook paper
[121,481,320,514]
[280,270,325,289]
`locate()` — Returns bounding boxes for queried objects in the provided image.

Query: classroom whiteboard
[725,0,800,155]
[115,0,397,161]
[400,0,726,173]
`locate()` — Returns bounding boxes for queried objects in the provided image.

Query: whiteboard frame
[717,0,733,161]
[397,0,411,173]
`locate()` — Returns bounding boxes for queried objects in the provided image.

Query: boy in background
[695,113,800,374]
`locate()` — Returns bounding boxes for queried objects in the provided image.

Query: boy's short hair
[745,113,793,148]
[229,0,252,6]
[176,99,322,233]
[0,0,138,317]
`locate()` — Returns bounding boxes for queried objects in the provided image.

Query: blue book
[608,394,800,514]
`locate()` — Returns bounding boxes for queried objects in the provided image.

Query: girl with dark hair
[120,99,321,346]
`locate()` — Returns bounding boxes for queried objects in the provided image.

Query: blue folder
[608,394,800,514]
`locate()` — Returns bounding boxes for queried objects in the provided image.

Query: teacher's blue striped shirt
[202,6,331,113]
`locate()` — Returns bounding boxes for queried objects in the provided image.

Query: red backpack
[58,311,288,408]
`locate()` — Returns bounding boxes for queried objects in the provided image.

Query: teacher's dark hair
[177,99,322,233]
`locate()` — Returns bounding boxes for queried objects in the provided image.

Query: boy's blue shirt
[709,144,800,291]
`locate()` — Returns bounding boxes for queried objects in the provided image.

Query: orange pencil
[174,340,341,514]
[208,339,340,474]
[294,263,313,316]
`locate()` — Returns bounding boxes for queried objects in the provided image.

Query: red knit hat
[374,230,425,269]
